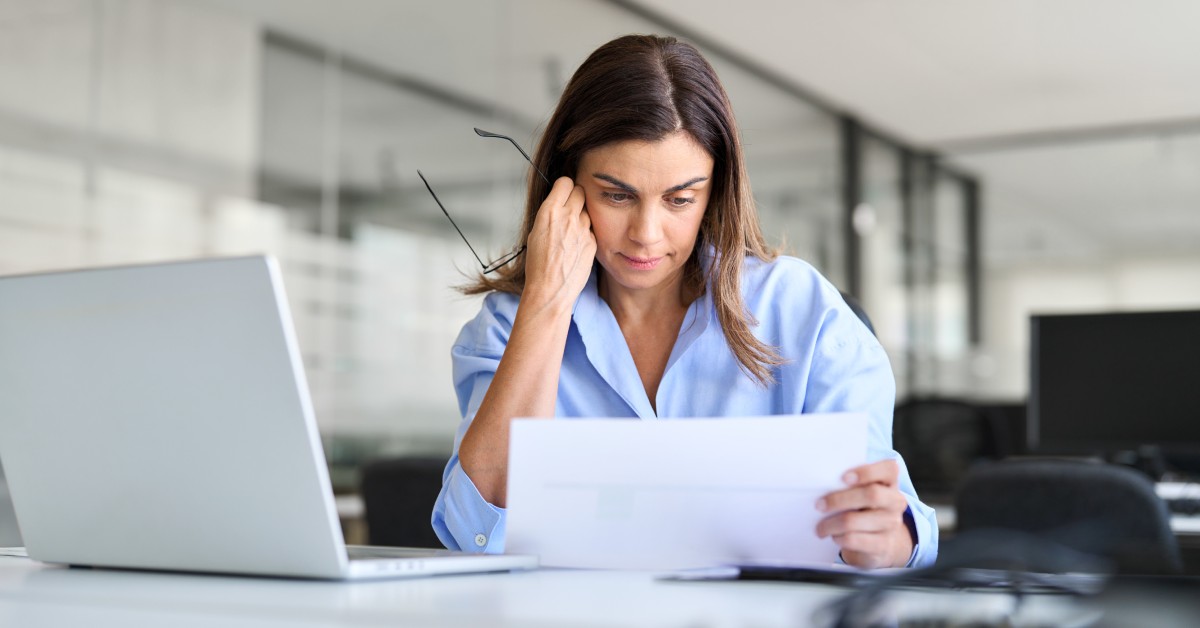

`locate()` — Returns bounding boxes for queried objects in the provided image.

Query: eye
[669,196,696,208]
[601,191,632,204]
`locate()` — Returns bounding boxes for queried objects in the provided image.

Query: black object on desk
[1166,497,1200,516]
[733,565,875,586]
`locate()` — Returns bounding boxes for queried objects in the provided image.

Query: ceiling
[639,0,1200,267]
[640,0,1200,143]
[198,0,1200,267]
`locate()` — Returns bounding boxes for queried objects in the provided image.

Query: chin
[601,258,676,291]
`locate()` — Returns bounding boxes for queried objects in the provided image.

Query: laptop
[0,255,536,580]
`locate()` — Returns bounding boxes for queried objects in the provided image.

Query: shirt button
[474,533,487,547]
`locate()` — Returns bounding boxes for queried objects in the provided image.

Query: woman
[432,34,937,569]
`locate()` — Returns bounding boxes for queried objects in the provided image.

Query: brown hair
[463,34,783,386]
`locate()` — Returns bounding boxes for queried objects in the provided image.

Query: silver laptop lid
[0,256,350,578]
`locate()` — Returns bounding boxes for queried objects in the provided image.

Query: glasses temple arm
[474,128,551,185]
[416,170,489,270]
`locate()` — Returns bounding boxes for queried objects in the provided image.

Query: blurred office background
[1,0,1198,543]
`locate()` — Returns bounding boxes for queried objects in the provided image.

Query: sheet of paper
[505,414,868,570]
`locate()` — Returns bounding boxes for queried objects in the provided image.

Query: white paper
[505,414,868,570]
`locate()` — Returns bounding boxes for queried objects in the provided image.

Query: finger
[565,184,586,214]
[816,509,904,538]
[840,459,899,487]
[541,176,577,213]
[833,533,891,565]
[817,483,907,514]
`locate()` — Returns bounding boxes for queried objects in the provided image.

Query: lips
[619,253,663,270]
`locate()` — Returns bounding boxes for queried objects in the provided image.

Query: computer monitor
[1029,309,1200,455]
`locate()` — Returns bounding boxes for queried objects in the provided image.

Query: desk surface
[0,556,1095,627]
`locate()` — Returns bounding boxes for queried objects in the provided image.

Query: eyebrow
[591,173,709,195]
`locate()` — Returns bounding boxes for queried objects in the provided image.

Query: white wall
[977,255,1200,399]
[0,0,259,196]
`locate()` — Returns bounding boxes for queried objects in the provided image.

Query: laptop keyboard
[346,545,458,560]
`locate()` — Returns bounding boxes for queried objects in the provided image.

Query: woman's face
[576,131,714,299]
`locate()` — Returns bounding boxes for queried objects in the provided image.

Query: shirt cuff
[431,458,506,553]
[903,498,940,568]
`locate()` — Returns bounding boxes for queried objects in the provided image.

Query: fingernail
[843,471,858,485]
[815,498,827,512]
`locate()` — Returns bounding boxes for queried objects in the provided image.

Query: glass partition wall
[258,0,984,460]
[0,0,981,486]
[859,137,909,397]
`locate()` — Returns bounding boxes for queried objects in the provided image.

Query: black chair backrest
[359,456,448,548]
[838,290,875,336]
[955,459,1182,575]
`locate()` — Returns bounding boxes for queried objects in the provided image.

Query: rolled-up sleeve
[434,454,506,552]
[431,293,515,553]
[903,491,939,567]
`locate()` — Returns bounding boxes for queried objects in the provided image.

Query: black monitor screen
[1030,310,1200,454]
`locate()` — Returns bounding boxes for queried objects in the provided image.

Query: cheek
[586,209,620,247]
[674,208,706,243]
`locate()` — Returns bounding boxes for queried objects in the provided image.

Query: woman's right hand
[521,176,596,310]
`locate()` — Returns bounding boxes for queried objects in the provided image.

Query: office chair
[359,455,449,548]
[955,459,1182,575]
[838,290,875,336]
[892,397,1008,498]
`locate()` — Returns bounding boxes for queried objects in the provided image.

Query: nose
[627,205,664,246]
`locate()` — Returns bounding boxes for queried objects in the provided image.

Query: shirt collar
[570,253,715,418]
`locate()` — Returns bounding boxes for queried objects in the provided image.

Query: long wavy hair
[462,34,782,386]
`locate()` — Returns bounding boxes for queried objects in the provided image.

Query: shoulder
[740,254,843,313]
[453,290,522,355]
[738,254,874,348]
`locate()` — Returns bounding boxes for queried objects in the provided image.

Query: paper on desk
[505,414,867,570]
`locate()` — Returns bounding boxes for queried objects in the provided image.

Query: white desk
[0,556,1093,627]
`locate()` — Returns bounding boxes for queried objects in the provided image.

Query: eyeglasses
[418,128,550,274]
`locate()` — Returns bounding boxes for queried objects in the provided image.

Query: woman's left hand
[815,459,914,569]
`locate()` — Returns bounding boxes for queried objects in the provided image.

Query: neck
[598,268,694,325]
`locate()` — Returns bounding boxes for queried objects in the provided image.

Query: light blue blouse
[432,254,938,568]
